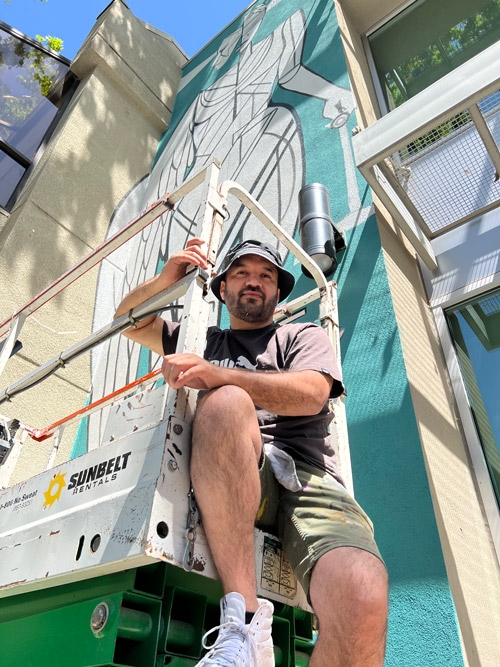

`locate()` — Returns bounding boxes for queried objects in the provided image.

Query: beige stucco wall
[0,0,186,484]
[336,1,500,665]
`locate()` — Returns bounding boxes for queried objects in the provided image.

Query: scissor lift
[0,161,350,667]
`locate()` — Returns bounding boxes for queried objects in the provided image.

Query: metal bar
[273,285,337,323]
[45,426,64,469]
[0,271,201,405]
[377,160,433,236]
[425,200,500,239]
[205,162,227,269]
[117,607,153,641]
[168,157,222,209]
[0,313,26,379]
[0,198,173,338]
[160,160,224,424]
[0,159,223,339]
[0,140,30,169]
[166,619,196,647]
[364,165,437,270]
[219,181,329,292]
[145,161,226,563]
[26,370,162,443]
[295,651,311,667]
[468,103,500,177]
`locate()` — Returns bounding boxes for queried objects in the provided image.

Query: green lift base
[0,562,315,667]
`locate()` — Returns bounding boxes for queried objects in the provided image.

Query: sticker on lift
[260,536,296,598]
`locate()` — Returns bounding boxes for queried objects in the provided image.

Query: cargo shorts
[255,454,384,597]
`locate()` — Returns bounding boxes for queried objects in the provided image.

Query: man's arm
[114,238,207,356]
[162,353,332,416]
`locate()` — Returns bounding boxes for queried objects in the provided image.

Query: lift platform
[0,161,350,667]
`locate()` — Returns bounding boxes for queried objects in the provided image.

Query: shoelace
[201,620,258,667]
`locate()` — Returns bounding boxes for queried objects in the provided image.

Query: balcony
[352,40,500,270]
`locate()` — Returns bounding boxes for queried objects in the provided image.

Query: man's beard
[224,287,278,324]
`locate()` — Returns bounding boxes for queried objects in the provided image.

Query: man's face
[220,254,280,326]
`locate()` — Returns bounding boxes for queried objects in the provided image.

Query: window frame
[363,0,419,116]
[0,20,77,212]
[433,289,500,564]
[364,0,500,117]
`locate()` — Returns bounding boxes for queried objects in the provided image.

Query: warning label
[260,536,296,599]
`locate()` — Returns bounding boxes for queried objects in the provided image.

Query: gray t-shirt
[162,320,345,481]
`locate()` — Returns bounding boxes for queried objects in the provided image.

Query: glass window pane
[446,288,500,506]
[369,0,500,111]
[0,27,69,159]
[0,149,26,208]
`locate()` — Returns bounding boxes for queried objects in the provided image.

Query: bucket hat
[210,240,295,302]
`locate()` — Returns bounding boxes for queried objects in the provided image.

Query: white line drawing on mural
[82,1,361,452]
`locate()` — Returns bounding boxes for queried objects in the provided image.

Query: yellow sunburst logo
[43,472,67,508]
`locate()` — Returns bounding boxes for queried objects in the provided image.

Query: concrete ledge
[71,0,187,132]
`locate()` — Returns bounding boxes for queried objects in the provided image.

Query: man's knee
[310,547,388,617]
[192,385,262,462]
[195,385,255,424]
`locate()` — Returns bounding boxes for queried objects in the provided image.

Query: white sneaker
[197,592,274,667]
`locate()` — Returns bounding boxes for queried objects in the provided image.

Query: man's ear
[220,280,226,302]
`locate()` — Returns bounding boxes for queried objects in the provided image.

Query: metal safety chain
[183,487,200,571]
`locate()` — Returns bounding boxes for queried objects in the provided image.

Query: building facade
[0,1,499,665]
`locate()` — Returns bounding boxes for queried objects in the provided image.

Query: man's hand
[162,353,332,416]
[114,238,208,355]
[162,353,224,390]
[159,237,208,288]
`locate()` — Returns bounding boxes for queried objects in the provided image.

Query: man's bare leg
[309,547,388,667]
[191,385,263,612]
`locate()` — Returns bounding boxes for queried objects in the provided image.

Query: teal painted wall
[86,1,464,662]
[336,217,463,664]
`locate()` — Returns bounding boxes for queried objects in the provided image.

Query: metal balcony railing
[353,39,500,270]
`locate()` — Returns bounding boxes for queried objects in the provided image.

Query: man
[115,238,388,667]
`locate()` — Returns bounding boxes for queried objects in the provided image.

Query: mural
[72,1,467,664]
[78,0,370,452]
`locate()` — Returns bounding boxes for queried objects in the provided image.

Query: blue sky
[1,0,253,59]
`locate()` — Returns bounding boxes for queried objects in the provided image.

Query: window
[446,288,500,507]
[0,22,75,209]
[368,0,500,112]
